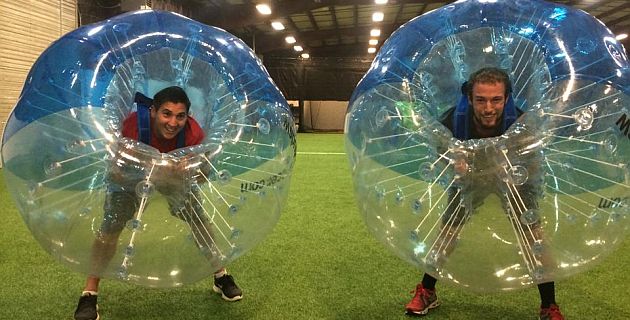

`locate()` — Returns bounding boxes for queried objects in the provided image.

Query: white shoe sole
[213,285,243,302]
[405,300,440,316]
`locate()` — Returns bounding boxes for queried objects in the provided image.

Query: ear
[150,105,156,118]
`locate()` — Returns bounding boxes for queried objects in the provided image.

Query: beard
[475,113,500,129]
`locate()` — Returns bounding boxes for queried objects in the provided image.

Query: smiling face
[150,101,188,141]
[469,81,506,132]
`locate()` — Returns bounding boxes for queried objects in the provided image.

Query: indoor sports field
[1,133,629,320]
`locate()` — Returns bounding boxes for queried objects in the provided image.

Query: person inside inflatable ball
[404,68,564,320]
[73,86,243,320]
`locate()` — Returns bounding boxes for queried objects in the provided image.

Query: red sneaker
[405,284,440,316]
[539,304,565,320]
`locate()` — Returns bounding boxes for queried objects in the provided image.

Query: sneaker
[74,293,99,320]
[213,274,243,301]
[405,283,440,316]
[540,304,565,320]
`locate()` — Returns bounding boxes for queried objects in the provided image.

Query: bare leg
[169,189,224,274]
[83,231,123,291]
[504,183,556,282]
[190,219,224,273]
[427,188,470,268]
[82,191,137,292]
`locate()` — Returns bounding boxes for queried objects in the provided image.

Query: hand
[453,158,469,176]
[151,160,187,187]
[450,147,470,177]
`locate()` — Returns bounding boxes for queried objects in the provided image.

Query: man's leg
[168,188,243,301]
[503,184,564,319]
[503,183,556,280]
[429,187,470,267]
[406,187,470,316]
[84,230,124,291]
[74,191,137,320]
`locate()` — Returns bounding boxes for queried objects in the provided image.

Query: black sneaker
[74,293,99,320]
[213,274,243,301]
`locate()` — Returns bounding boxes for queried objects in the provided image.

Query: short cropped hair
[152,86,191,112]
[466,67,512,99]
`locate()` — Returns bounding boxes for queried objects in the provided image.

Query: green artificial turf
[0,133,629,319]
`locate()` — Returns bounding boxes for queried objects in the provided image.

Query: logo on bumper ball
[240,171,287,193]
[597,196,628,209]
[616,113,630,138]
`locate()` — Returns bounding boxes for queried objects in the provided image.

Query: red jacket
[121,112,205,153]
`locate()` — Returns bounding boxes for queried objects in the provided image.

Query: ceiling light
[372,12,384,22]
[285,36,296,44]
[616,33,628,41]
[375,0,388,4]
[368,47,377,53]
[370,29,381,37]
[256,4,272,15]
[294,45,304,52]
[271,21,285,30]
[368,39,378,46]
[301,53,310,59]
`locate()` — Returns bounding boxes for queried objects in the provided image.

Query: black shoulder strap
[134,92,152,145]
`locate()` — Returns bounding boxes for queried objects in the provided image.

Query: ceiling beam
[314,44,372,57]
[255,24,401,54]
[595,2,630,20]
[330,6,342,44]
[416,3,429,17]
[307,10,319,31]
[393,0,406,25]
[264,42,377,58]
[184,0,629,57]
[605,16,630,30]
[209,1,334,30]
[199,0,450,30]
[353,4,359,44]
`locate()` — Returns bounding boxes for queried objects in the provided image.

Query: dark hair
[466,67,512,99]
[152,86,191,111]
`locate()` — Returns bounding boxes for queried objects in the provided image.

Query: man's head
[150,86,191,141]
[466,67,511,131]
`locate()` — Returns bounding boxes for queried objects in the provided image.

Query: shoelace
[216,274,233,287]
[410,285,431,299]
[548,306,563,319]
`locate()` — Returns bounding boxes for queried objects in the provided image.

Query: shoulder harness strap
[134,92,152,145]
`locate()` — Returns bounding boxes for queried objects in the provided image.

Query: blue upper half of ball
[3,10,287,143]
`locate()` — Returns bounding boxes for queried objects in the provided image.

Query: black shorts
[441,182,540,226]
[99,183,208,234]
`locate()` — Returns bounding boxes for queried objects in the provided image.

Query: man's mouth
[165,126,178,134]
